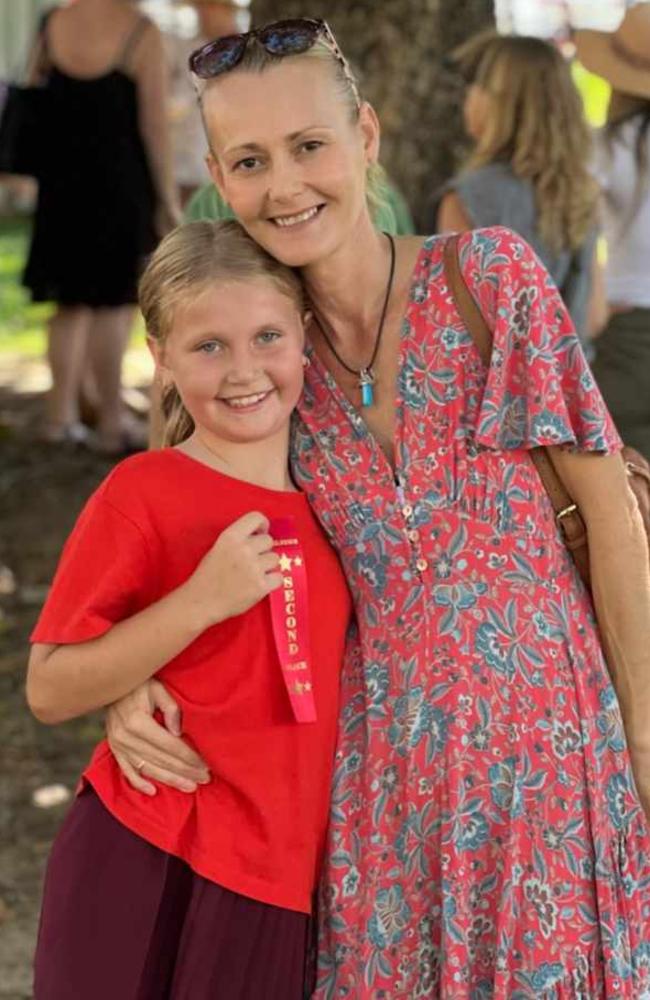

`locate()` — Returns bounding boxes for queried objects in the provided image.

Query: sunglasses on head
[189,17,360,106]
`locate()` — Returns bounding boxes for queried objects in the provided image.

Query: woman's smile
[271,205,326,228]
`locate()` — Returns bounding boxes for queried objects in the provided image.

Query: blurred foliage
[0,217,52,355]
[573,61,611,128]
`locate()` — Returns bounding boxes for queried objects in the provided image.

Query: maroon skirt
[34,786,313,999]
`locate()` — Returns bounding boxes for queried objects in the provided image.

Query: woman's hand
[629,744,650,826]
[106,679,210,796]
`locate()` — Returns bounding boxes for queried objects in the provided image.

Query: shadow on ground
[0,388,128,999]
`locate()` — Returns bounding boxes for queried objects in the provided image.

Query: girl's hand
[181,511,282,629]
[106,680,210,796]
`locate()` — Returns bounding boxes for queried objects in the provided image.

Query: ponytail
[139,220,305,450]
[161,383,194,447]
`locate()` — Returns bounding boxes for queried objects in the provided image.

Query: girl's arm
[130,21,181,234]
[27,512,280,725]
[548,447,650,816]
[29,586,206,725]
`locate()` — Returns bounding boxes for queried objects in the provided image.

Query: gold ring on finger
[135,758,146,772]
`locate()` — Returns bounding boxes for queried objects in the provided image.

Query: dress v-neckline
[303,237,431,484]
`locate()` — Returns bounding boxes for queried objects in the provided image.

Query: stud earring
[302,355,311,368]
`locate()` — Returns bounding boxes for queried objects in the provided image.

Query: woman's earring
[302,355,311,368]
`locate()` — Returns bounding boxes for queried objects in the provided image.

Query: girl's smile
[217,388,276,410]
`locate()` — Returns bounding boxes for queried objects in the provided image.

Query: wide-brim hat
[574,3,650,99]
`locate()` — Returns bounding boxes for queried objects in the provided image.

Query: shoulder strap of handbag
[25,10,53,83]
[117,17,150,72]
[442,233,591,586]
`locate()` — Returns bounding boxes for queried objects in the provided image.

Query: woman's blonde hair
[454,31,599,253]
[139,220,305,447]
[198,35,389,222]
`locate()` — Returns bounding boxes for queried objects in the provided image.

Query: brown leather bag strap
[442,234,591,587]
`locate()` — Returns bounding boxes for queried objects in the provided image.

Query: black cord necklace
[310,232,396,407]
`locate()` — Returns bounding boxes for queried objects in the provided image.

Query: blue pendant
[361,382,374,407]
[359,368,375,407]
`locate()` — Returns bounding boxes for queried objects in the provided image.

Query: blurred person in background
[432,32,605,353]
[578,4,650,458]
[22,0,179,454]
[166,1,248,206]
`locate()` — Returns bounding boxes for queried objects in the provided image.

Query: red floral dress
[291,229,650,999]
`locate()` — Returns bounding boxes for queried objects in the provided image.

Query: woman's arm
[549,447,650,813]
[586,240,610,339]
[131,21,181,234]
[27,512,280,725]
[437,190,474,233]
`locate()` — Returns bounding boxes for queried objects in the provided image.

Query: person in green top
[184,173,415,235]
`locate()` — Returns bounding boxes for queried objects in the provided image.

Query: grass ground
[0,214,129,1000]
[0,217,52,357]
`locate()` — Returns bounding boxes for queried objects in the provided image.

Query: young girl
[26,220,351,1000]
[432,32,604,350]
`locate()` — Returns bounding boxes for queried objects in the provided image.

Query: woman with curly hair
[433,32,604,351]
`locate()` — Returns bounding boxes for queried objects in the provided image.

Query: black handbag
[0,81,49,178]
[0,12,52,179]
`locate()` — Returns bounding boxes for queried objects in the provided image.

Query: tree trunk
[250,0,495,226]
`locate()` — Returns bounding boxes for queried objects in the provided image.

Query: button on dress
[291,228,650,999]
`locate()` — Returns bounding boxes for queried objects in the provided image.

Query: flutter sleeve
[31,488,154,645]
[457,226,622,454]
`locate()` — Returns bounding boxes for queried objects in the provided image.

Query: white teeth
[222,391,268,409]
[274,206,319,228]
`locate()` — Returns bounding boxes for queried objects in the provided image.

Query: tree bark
[250,0,495,226]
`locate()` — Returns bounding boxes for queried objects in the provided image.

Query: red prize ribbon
[268,516,316,723]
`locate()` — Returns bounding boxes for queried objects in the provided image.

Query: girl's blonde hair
[454,31,599,253]
[198,35,389,223]
[139,220,305,447]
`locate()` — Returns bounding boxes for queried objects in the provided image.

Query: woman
[577,5,650,458]
[99,19,650,997]
[23,0,179,452]
[433,32,605,351]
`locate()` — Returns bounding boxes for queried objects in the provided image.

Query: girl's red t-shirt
[31,449,351,914]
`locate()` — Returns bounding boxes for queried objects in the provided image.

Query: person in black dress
[23,0,180,452]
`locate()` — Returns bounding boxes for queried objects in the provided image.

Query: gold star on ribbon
[278,554,293,572]
[294,681,304,694]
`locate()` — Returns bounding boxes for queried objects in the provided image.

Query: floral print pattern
[292,229,650,998]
